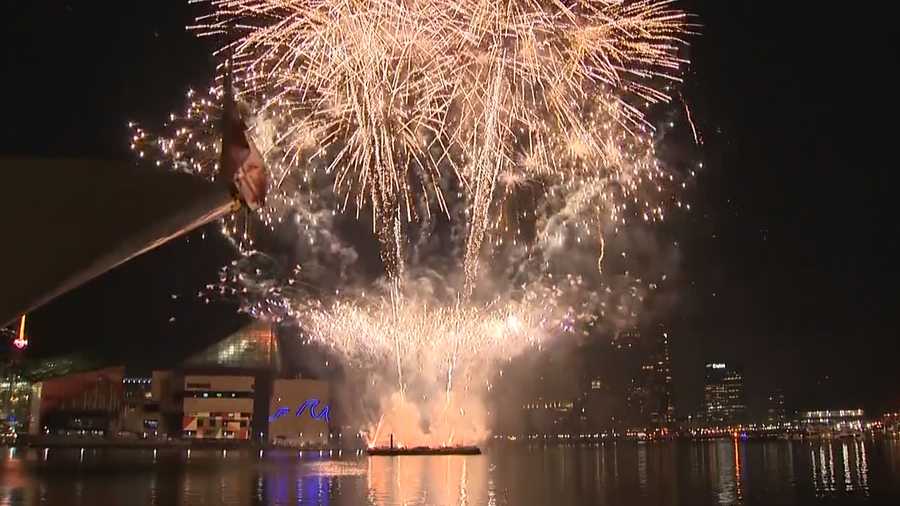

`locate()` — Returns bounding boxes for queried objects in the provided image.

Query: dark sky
[2,2,896,416]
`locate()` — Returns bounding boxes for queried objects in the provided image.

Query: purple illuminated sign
[269,398,331,423]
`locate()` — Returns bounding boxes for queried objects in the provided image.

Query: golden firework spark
[297,284,570,445]
[132,0,696,447]
[190,0,690,286]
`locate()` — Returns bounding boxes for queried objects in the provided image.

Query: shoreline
[4,437,362,451]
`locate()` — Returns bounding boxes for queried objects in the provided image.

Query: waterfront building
[14,320,338,445]
[522,399,575,434]
[182,374,255,439]
[0,372,32,437]
[799,409,864,436]
[174,321,334,444]
[29,366,125,436]
[268,379,331,447]
[120,376,161,437]
[702,362,746,426]
[882,411,900,433]
[177,320,282,441]
[2,353,106,437]
[123,376,152,403]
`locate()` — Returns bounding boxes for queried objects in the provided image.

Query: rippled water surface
[3,439,900,505]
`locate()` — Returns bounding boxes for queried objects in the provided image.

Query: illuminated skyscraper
[657,331,675,423]
[626,329,675,427]
[766,389,787,424]
[702,362,746,426]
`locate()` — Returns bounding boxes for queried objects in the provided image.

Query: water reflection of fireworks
[302,460,368,477]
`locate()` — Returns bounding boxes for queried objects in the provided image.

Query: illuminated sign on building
[708,363,726,369]
[13,315,28,350]
[270,398,331,423]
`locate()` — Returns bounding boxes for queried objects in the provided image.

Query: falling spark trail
[598,234,605,273]
[370,413,385,448]
[681,92,702,145]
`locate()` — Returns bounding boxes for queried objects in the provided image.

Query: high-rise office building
[614,327,640,351]
[766,389,787,424]
[626,330,675,427]
[702,362,746,426]
[657,331,675,422]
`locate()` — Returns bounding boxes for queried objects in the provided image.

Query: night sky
[2,2,896,417]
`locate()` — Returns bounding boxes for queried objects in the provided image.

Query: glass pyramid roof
[182,320,281,371]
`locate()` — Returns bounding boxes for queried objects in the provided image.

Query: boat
[366,445,482,456]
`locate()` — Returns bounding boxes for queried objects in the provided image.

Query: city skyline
[4,320,882,446]
[2,297,889,423]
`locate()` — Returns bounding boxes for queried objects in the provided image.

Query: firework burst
[132,0,697,445]
[189,0,690,286]
[297,274,599,446]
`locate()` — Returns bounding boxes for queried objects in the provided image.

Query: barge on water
[367,446,482,456]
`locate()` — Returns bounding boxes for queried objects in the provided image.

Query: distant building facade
[182,375,254,439]
[766,389,787,424]
[702,362,746,426]
[626,331,675,427]
[799,409,864,436]
[580,376,624,431]
[16,321,339,445]
[522,398,575,434]
[881,411,900,433]
[0,372,32,438]
[269,379,331,447]
[120,376,162,437]
[29,366,125,436]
